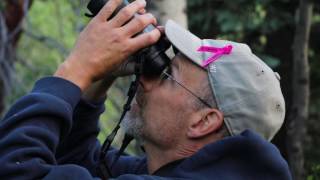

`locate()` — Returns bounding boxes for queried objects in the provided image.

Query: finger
[157,26,165,34]
[129,29,161,51]
[96,0,123,21]
[122,13,157,37]
[109,0,146,27]
[138,8,146,14]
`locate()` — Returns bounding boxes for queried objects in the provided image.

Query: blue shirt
[0,77,292,179]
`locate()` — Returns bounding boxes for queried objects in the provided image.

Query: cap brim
[165,20,203,67]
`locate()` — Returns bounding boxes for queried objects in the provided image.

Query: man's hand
[54,0,161,91]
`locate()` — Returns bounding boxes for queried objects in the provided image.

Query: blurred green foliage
[307,164,320,180]
[9,0,80,103]
[0,1,5,11]
[187,0,297,68]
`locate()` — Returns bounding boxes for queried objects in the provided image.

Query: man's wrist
[82,75,116,103]
[54,60,92,91]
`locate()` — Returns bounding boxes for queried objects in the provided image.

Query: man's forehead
[171,53,205,73]
[171,53,189,68]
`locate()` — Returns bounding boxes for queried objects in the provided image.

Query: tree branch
[23,30,69,56]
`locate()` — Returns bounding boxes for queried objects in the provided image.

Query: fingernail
[138,0,146,6]
[147,14,157,24]
[147,13,153,18]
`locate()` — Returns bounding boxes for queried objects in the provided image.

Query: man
[0,0,292,179]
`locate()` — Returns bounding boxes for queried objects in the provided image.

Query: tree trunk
[287,0,313,179]
[0,0,33,117]
[147,0,188,28]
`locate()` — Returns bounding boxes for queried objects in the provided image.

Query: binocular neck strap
[97,54,144,179]
[98,75,139,179]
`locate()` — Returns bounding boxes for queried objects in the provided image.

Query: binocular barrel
[86,0,171,76]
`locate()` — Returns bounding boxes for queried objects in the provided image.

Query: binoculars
[86,0,171,76]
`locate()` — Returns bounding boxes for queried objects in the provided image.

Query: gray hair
[192,75,230,138]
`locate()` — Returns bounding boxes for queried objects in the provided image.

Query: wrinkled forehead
[171,52,208,84]
[172,52,206,72]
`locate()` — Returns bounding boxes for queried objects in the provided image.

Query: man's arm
[0,0,160,179]
[0,77,146,179]
[0,77,86,179]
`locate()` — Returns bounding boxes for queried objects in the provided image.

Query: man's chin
[121,103,145,141]
[131,100,141,112]
[135,88,146,108]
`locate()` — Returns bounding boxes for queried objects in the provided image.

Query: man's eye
[165,66,172,75]
[161,66,172,80]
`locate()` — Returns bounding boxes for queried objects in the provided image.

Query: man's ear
[187,108,224,138]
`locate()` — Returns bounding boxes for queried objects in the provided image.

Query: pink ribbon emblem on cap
[197,45,233,67]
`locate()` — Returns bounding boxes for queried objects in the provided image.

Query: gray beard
[121,106,145,143]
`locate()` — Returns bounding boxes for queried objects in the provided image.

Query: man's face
[122,53,208,148]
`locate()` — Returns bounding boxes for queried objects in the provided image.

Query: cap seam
[213,79,280,111]
[207,67,234,136]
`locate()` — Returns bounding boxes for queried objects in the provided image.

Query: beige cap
[165,20,285,141]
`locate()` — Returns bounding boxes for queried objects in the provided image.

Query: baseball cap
[164,20,285,141]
